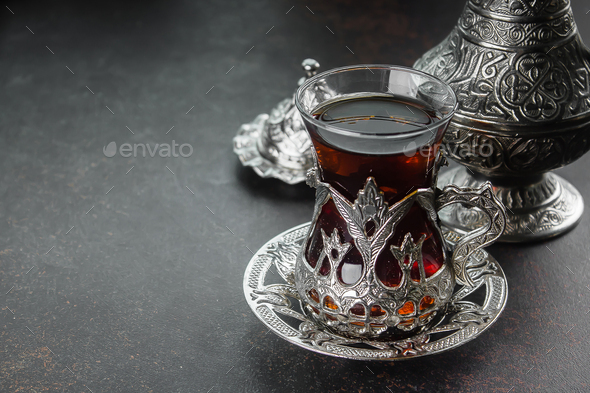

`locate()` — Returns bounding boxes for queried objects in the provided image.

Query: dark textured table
[2,1,590,392]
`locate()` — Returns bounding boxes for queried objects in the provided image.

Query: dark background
[1,1,590,392]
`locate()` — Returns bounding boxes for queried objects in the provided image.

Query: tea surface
[308,95,446,203]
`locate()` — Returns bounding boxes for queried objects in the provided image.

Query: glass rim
[295,64,458,139]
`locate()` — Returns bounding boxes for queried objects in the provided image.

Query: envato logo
[103,141,193,158]
[403,141,494,158]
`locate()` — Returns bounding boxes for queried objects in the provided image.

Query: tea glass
[294,65,506,338]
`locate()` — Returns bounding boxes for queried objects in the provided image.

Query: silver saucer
[243,223,508,361]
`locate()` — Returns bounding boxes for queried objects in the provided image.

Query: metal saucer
[233,59,319,185]
[243,223,508,361]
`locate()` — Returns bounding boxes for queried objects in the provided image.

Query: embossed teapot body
[414,0,590,241]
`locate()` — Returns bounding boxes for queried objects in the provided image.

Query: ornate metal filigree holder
[296,173,505,339]
[243,223,508,360]
[233,59,318,184]
[414,0,590,242]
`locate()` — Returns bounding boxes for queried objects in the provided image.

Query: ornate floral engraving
[296,179,431,337]
[415,33,590,125]
[328,178,418,268]
[459,7,574,48]
[414,0,590,126]
[443,126,590,176]
[470,0,570,18]
[414,0,589,241]
[414,0,590,183]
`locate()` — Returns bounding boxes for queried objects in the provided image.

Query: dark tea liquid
[311,96,445,202]
[304,95,448,289]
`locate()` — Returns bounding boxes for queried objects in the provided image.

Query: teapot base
[438,167,584,242]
